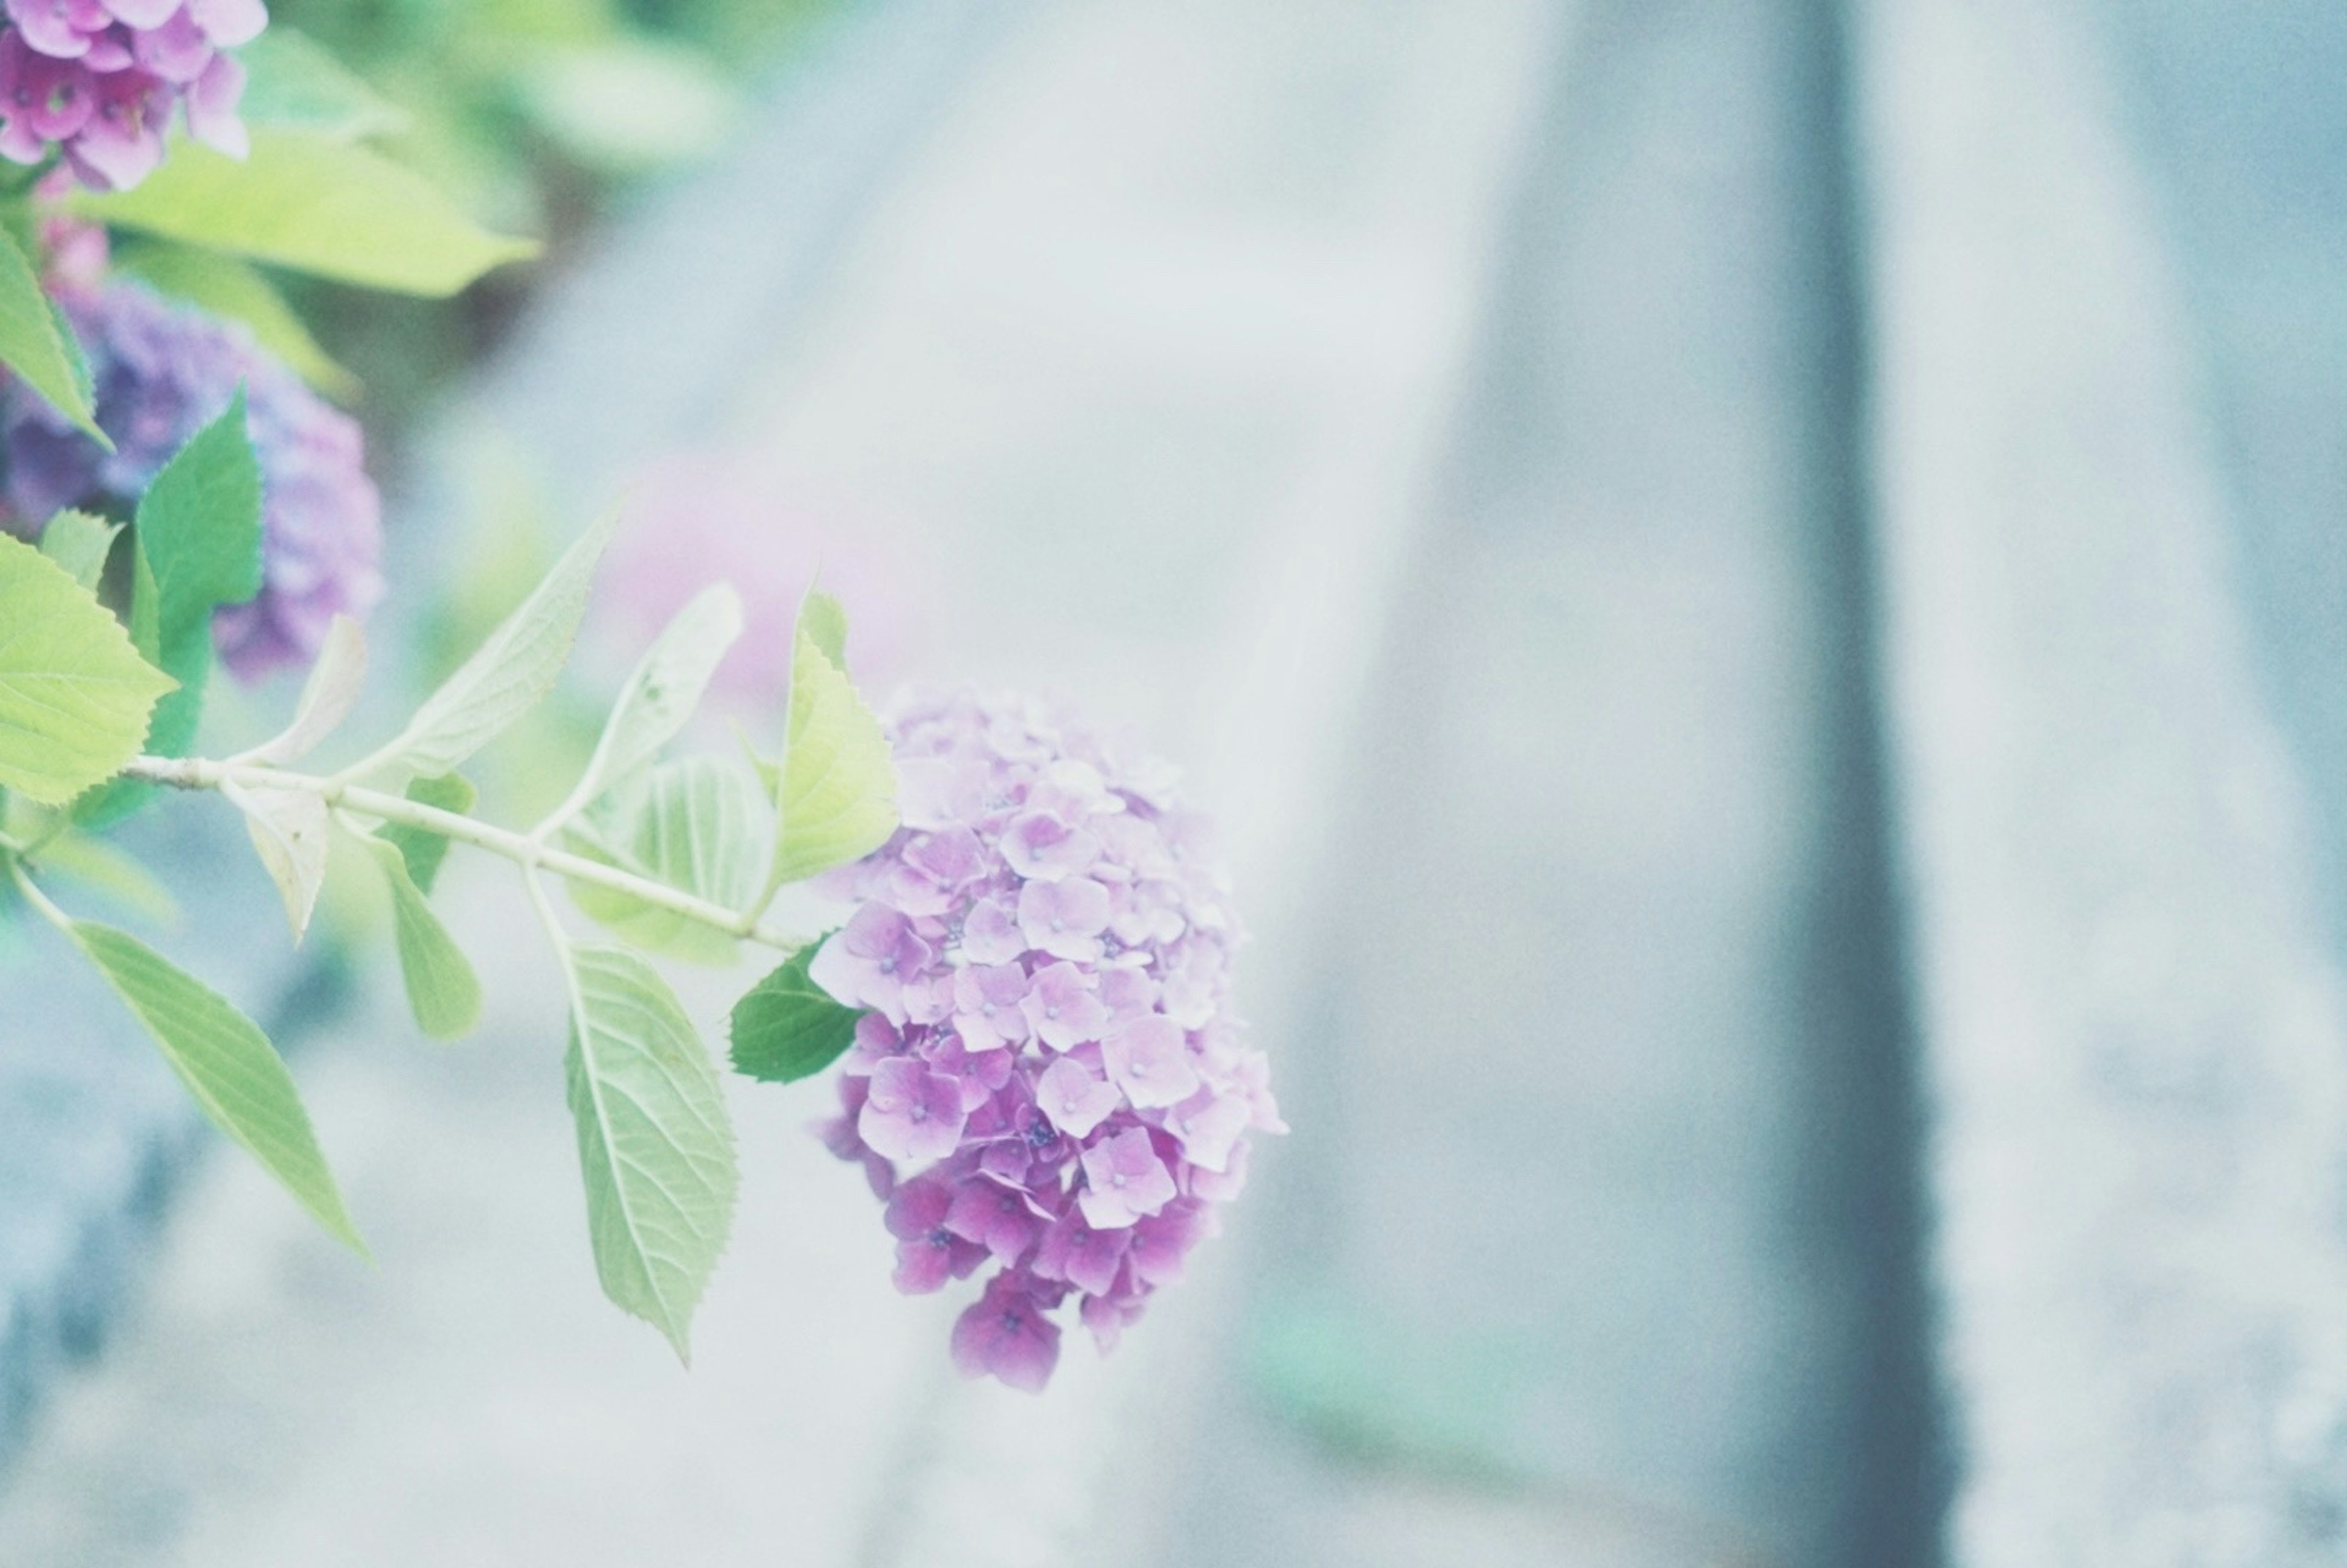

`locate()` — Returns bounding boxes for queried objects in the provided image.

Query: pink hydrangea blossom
[0,0,263,189]
[809,687,1283,1390]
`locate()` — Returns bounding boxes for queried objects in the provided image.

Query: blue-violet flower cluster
[0,0,263,189]
[0,278,382,679]
[812,687,1283,1391]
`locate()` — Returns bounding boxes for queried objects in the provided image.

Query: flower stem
[122,754,810,954]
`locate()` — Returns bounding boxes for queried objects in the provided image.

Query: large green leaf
[78,397,264,827]
[73,920,364,1255]
[348,513,615,787]
[561,944,737,1363]
[134,391,265,752]
[361,835,480,1041]
[0,533,174,805]
[70,130,539,298]
[729,937,859,1083]
[115,240,359,401]
[565,753,769,965]
[765,593,896,895]
[0,223,104,443]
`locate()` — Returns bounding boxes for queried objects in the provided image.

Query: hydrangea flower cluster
[0,0,264,190]
[810,687,1283,1391]
[0,277,382,678]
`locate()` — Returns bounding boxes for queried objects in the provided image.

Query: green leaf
[114,239,360,401]
[0,222,105,443]
[229,779,329,942]
[728,937,859,1083]
[136,390,265,753]
[380,773,476,896]
[766,598,897,895]
[565,753,769,965]
[0,533,175,805]
[348,513,616,786]
[68,130,540,298]
[512,40,738,176]
[799,588,848,667]
[360,835,481,1040]
[242,614,366,767]
[236,27,411,143]
[560,944,737,1363]
[73,920,364,1255]
[38,509,120,593]
[31,830,178,925]
[554,583,743,826]
[78,397,265,830]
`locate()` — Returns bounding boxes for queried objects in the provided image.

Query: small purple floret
[810,687,1282,1389]
[0,0,261,188]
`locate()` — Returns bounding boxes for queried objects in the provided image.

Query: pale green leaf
[380,773,476,896]
[361,835,480,1040]
[728,937,859,1083]
[0,223,105,442]
[565,753,769,965]
[766,604,896,894]
[114,239,360,401]
[228,779,329,942]
[562,944,737,1363]
[513,40,738,176]
[350,513,617,786]
[73,920,364,1255]
[553,584,742,827]
[0,533,174,805]
[243,614,366,766]
[69,131,540,298]
[38,509,120,593]
[237,27,411,143]
[798,589,848,668]
[31,830,179,925]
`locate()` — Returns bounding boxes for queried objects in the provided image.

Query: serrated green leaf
[137,390,265,752]
[69,130,540,298]
[73,920,364,1255]
[380,773,475,895]
[799,588,848,668]
[0,223,106,443]
[561,944,737,1363]
[361,835,480,1040]
[0,533,175,805]
[115,239,360,401]
[554,584,742,827]
[39,509,120,593]
[765,603,896,895]
[243,614,366,767]
[349,513,616,786]
[729,937,859,1083]
[237,27,411,144]
[565,753,769,964]
[229,779,329,942]
[78,398,265,829]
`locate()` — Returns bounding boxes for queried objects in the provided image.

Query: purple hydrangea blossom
[0,0,262,189]
[810,687,1284,1391]
[0,279,382,680]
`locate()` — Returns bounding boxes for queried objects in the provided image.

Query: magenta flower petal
[1017,876,1111,962]
[186,0,263,46]
[8,0,106,58]
[1036,1057,1120,1139]
[1019,960,1110,1051]
[1035,1211,1131,1297]
[129,4,208,81]
[950,1272,1062,1393]
[1077,1126,1177,1229]
[1101,1014,1199,1109]
[858,1058,966,1164]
